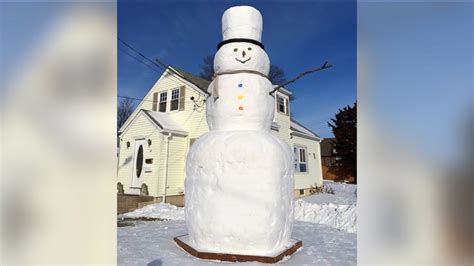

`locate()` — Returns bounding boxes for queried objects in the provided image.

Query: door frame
[131,138,146,191]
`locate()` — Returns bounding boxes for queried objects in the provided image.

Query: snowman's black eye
[233,48,238,52]
[248,47,252,51]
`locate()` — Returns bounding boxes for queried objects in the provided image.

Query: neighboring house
[117,66,323,206]
[321,138,338,180]
[320,138,355,182]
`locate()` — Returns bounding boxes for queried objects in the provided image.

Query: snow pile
[120,181,357,233]
[294,200,356,233]
[294,181,357,233]
[120,203,184,221]
[325,180,357,197]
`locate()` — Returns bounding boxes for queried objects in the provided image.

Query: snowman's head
[214,42,270,75]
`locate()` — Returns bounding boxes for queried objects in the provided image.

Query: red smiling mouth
[235,58,251,64]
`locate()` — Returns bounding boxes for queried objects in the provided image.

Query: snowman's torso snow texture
[206,74,274,131]
[185,73,295,255]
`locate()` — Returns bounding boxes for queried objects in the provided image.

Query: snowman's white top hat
[217,6,264,50]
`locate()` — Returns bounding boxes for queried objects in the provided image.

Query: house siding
[271,91,322,191]
[290,134,323,188]
[157,133,187,197]
[117,68,323,200]
[143,72,209,138]
[117,113,162,196]
[272,92,292,145]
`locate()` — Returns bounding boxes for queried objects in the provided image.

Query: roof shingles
[169,66,210,93]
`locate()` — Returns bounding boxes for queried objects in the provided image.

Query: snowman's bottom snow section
[185,130,294,256]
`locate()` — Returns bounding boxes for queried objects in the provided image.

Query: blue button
[238,83,243,88]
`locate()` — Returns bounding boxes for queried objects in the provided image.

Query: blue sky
[358,2,473,165]
[118,0,356,138]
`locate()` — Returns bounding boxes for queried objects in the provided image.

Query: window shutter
[189,138,196,147]
[284,98,289,115]
[179,86,185,111]
[152,92,158,111]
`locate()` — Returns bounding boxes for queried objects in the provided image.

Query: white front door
[131,139,146,192]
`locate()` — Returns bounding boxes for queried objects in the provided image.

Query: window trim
[276,94,289,115]
[158,91,167,112]
[170,88,180,112]
[277,95,286,114]
[294,145,308,173]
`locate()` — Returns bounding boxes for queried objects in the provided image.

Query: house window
[299,189,305,195]
[170,88,180,111]
[159,92,167,112]
[136,145,144,178]
[294,146,308,173]
[276,95,288,115]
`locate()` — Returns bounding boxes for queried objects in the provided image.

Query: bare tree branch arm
[269,61,333,95]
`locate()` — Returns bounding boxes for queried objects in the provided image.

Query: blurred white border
[358,1,473,264]
[1,2,117,264]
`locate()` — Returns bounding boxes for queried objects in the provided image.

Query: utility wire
[118,38,167,72]
[118,38,192,87]
[118,46,163,74]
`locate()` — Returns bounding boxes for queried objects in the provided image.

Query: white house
[117,66,323,206]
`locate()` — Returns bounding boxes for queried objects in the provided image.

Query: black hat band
[217,38,265,50]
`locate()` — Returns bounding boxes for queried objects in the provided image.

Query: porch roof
[142,110,188,136]
[290,118,321,141]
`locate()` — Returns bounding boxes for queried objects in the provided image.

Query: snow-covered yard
[118,181,357,265]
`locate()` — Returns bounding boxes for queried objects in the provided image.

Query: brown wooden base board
[174,235,302,263]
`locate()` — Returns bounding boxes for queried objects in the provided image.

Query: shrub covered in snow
[310,184,335,195]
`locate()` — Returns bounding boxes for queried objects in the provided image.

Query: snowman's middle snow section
[184,6,295,256]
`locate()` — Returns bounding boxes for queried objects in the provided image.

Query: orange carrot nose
[242,50,246,57]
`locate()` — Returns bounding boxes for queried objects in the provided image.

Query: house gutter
[162,132,172,203]
[291,131,322,142]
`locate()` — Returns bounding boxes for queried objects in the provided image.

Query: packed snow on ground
[118,220,356,266]
[118,181,357,265]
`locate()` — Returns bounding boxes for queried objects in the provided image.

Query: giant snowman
[185,6,294,256]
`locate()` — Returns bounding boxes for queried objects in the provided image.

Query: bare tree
[198,54,287,85]
[268,65,287,85]
[117,97,135,131]
[199,55,215,80]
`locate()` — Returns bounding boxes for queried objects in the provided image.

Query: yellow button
[237,95,244,100]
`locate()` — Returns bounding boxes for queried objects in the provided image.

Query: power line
[118,95,154,103]
[118,38,167,72]
[118,38,169,76]
[118,46,163,74]
[118,38,204,91]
